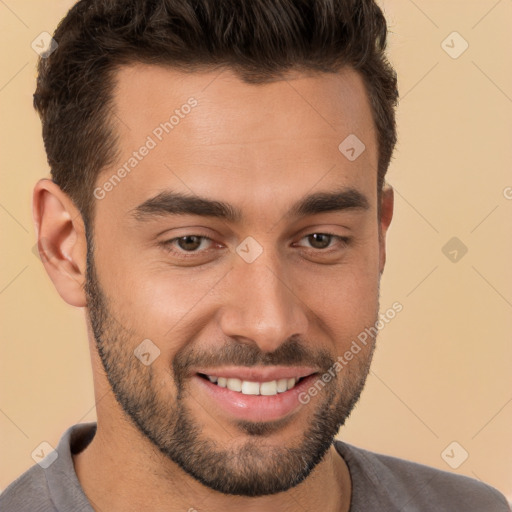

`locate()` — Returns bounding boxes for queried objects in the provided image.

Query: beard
[84,242,377,497]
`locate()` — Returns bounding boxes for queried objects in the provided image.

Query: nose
[217,249,309,353]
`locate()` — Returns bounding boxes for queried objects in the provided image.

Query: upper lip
[195,366,318,382]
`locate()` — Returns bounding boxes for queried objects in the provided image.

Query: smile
[194,367,318,422]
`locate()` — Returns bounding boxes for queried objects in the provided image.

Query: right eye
[161,235,216,254]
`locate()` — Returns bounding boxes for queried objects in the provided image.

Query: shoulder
[0,464,56,512]
[334,440,511,512]
[0,423,96,512]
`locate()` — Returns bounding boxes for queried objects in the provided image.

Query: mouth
[193,367,319,423]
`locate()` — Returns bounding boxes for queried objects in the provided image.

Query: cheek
[294,235,380,301]
[95,260,228,369]
[93,222,220,325]
[138,265,229,329]
[307,272,379,344]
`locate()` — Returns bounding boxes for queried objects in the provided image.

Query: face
[85,64,391,496]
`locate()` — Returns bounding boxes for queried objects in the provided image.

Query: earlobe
[378,185,394,274]
[33,178,88,307]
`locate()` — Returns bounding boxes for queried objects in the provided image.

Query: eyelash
[160,232,351,258]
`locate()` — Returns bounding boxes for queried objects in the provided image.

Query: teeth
[260,381,277,396]
[226,378,242,392]
[277,378,289,393]
[205,375,300,395]
[241,381,260,395]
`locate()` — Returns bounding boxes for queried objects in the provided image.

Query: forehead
[98,63,378,218]
[111,63,375,147]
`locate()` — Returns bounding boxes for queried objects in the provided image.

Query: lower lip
[194,374,317,423]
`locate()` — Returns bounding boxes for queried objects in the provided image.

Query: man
[1,0,509,510]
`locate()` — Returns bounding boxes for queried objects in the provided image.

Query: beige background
[1,0,511,502]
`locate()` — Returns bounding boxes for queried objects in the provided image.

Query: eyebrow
[130,186,370,223]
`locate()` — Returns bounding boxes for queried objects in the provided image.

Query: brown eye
[306,233,334,249]
[161,235,213,255]
[176,235,204,251]
[294,233,351,255]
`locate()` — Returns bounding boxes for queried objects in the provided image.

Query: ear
[33,178,88,307]
[378,184,394,274]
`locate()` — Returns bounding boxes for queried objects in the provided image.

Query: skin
[33,64,393,512]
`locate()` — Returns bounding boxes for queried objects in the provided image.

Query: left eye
[298,233,339,250]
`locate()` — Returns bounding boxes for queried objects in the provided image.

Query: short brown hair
[34,0,398,227]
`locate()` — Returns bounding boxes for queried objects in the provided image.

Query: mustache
[173,336,335,381]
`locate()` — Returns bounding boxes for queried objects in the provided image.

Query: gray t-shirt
[1,422,510,511]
